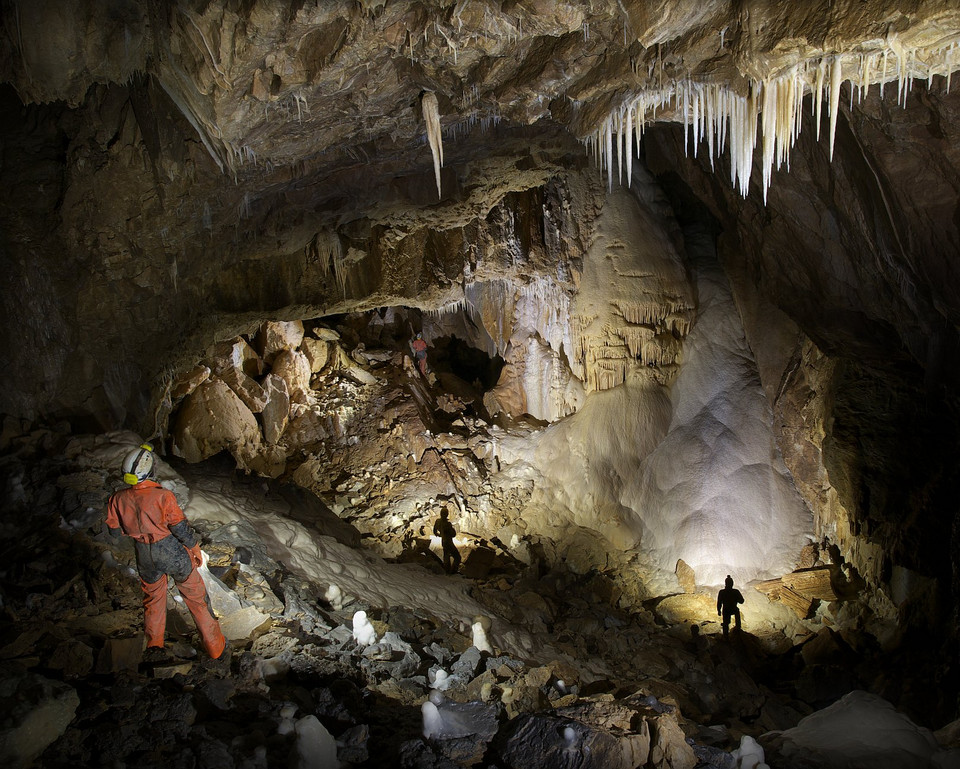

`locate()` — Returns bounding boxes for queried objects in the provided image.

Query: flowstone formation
[2,0,960,763]
[157,164,813,598]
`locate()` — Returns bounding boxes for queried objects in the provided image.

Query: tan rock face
[301,338,329,374]
[256,321,305,365]
[260,374,290,446]
[171,380,263,463]
[270,349,312,403]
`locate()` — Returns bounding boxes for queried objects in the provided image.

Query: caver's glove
[187,544,203,570]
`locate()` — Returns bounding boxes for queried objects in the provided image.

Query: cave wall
[0,79,586,429]
[644,81,960,630]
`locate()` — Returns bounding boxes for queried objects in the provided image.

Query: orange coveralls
[106,480,225,658]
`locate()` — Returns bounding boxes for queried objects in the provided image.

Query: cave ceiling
[2,0,960,423]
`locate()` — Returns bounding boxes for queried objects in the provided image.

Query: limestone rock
[256,320,305,364]
[312,326,340,342]
[270,349,312,401]
[235,565,284,614]
[219,606,272,641]
[238,442,287,478]
[283,409,329,450]
[654,593,716,627]
[172,379,263,463]
[260,374,290,445]
[768,691,942,769]
[48,638,94,679]
[219,366,268,413]
[462,546,495,579]
[0,665,80,767]
[94,636,142,673]
[171,365,210,403]
[341,364,378,386]
[648,713,697,769]
[675,559,696,594]
[301,337,330,373]
[205,336,264,378]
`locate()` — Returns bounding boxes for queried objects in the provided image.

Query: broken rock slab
[0,664,80,767]
[171,365,210,403]
[219,606,272,642]
[260,374,290,446]
[675,559,696,594]
[256,320,305,364]
[94,636,143,674]
[648,712,698,769]
[271,349,312,402]
[171,379,263,463]
[301,337,330,373]
[205,336,264,378]
[219,366,268,413]
[312,326,340,342]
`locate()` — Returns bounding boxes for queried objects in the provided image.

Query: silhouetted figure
[717,575,744,637]
[433,506,461,574]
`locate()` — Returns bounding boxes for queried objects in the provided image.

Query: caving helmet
[725,575,734,588]
[122,443,155,485]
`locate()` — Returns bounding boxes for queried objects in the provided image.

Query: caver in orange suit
[106,445,226,659]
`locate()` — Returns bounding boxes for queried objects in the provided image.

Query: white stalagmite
[422,91,444,198]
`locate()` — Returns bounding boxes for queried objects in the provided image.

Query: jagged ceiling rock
[2,0,960,425]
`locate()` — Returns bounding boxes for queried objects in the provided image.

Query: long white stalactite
[588,41,960,202]
[422,91,444,199]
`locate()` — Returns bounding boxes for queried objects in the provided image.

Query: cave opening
[423,334,504,392]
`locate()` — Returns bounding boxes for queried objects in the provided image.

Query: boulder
[256,320,305,363]
[462,546,496,579]
[94,636,143,674]
[238,443,286,478]
[312,326,340,341]
[341,364,378,386]
[219,606,272,642]
[48,638,94,679]
[271,349,312,401]
[648,713,697,769]
[219,366,268,413]
[0,665,80,766]
[654,593,717,627]
[261,374,290,445]
[172,380,263,463]
[205,336,264,378]
[675,559,696,594]
[768,691,942,769]
[301,337,330,373]
[170,365,210,403]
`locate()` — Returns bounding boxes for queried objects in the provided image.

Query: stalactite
[421,92,444,199]
[587,38,960,201]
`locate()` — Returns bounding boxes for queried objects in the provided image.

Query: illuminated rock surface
[2,0,960,766]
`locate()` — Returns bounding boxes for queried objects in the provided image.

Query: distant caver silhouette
[716,575,745,637]
[433,506,461,574]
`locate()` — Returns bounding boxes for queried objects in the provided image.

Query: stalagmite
[421,91,443,198]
